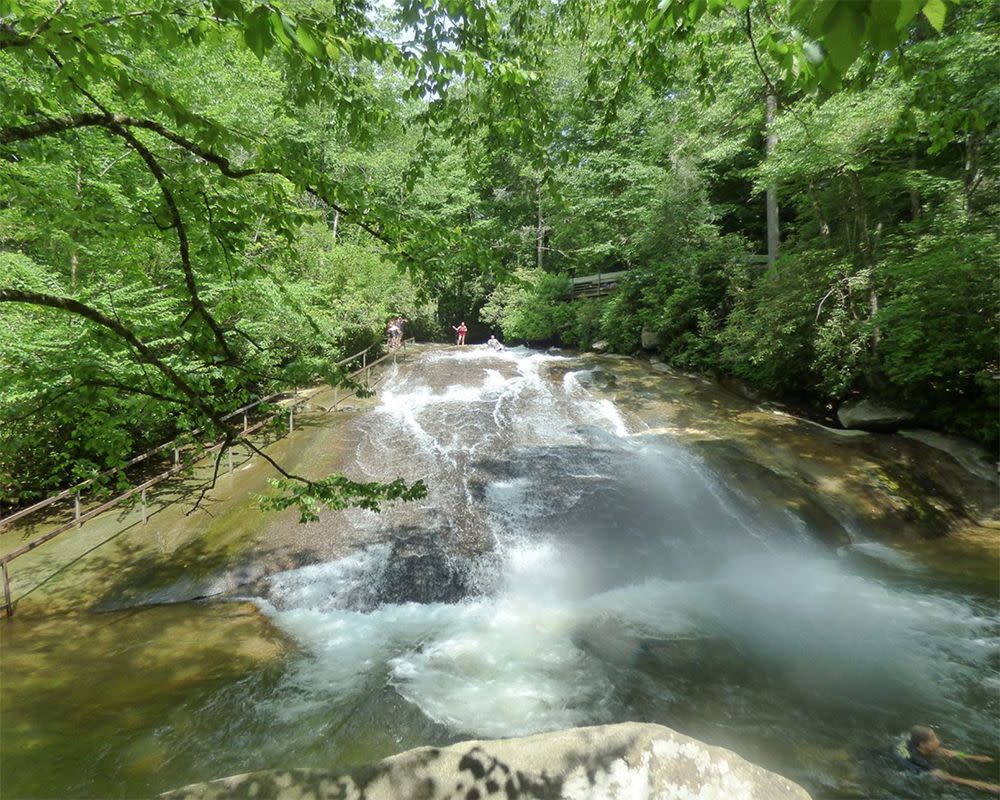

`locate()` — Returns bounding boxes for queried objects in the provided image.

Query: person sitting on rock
[896,725,997,793]
[486,334,503,351]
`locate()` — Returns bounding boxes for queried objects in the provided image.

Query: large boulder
[837,399,916,432]
[161,722,812,800]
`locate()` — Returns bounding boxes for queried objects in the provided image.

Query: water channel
[2,346,997,798]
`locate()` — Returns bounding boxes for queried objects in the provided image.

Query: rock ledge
[161,721,812,800]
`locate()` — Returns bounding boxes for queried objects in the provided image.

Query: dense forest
[1,0,997,509]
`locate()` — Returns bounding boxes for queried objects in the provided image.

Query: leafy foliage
[479,0,998,443]
[1,0,996,524]
[259,476,428,523]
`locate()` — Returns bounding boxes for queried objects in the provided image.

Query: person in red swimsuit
[453,322,467,345]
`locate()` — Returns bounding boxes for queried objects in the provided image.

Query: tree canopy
[1,0,996,513]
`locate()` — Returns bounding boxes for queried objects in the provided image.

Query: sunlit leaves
[922,0,948,31]
[260,475,428,522]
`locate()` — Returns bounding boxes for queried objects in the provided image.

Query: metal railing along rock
[0,339,413,617]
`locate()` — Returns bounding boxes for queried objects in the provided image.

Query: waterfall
[254,346,998,781]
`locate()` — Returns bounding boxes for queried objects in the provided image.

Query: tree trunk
[964,134,983,214]
[806,183,830,237]
[331,209,339,243]
[765,94,780,269]
[71,166,81,288]
[536,182,544,270]
[848,170,881,350]
[909,144,921,220]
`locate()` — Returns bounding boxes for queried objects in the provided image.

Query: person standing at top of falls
[896,725,998,793]
[387,318,401,349]
[453,322,467,346]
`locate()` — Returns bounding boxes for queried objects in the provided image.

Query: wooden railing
[0,338,413,617]
[568,270,629,299]
[567,257,769,300]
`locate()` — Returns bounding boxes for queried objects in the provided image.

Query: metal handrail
[0,339,409,616]
[0,344,382,530]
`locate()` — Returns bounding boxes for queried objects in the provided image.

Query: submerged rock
[590,339,609,352]
[837,399,916,432]
[372,532,471,606]
[161,721,812,800]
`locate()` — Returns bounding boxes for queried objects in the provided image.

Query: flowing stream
[2,346,997,798]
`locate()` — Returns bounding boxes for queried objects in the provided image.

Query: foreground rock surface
[161,722,812,800]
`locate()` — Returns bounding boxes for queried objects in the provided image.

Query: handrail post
[2,562,11,618]
[174,447,179,467]
[362,350,367,369]
[74,491,81,528]
[243,412,248,433]
[288,407,294,433]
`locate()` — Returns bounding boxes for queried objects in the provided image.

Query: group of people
[451,321,504,351]
[386,316,406,349]
[388,317,504,352]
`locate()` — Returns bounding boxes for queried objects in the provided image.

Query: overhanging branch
[0,112,393,246]
[0,289,221,425]
[109,124,236,363]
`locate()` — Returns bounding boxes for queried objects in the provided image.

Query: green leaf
[295,26,321,58]
[895,0,924,29]
[686,0,707,24]
[822,1,866,73]
[270,11,294,51]
[242,7,273,59]
[867,0,901,50]
[921,0,947,32]
[792,0,837,34]
[803,40,825,64]
[210,0,243,20]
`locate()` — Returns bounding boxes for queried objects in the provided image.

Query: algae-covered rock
[161,721,812,800]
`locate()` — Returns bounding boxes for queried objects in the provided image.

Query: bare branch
[185,432,232,516]
[86,377,185,406]
[109,124,237,363]
[0,289,220,424]
[239,437,312,485]
[745,8,781,101]
[0,112,394,246]
[30,1,69,39]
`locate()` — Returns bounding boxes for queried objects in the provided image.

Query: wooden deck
[567,256,768,299]
[568,270,629,298]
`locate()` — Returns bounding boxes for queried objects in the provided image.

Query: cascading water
[4,346,995,800]
[251,347,998,798]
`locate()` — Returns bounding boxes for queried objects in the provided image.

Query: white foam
[260,532,995,739]
[258,347,998,740]
[840,541,926,573]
